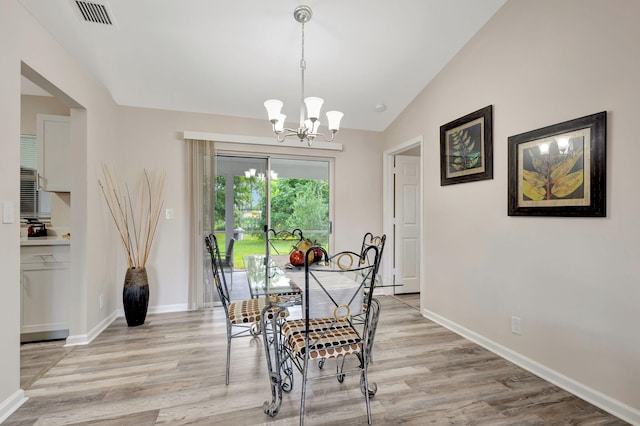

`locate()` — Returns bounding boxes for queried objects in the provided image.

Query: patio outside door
[206,155,331,302]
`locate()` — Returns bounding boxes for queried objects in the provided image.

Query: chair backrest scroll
[204,234,231,310]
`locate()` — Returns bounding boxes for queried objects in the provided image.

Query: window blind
[20,135,51,219]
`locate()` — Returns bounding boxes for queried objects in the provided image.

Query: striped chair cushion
[282,318,362,360]
[228,297,287,324]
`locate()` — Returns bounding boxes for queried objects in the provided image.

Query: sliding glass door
[213,155,331,269]
[210,156,267,264]
[269,158,330,248]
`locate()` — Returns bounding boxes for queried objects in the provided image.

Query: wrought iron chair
[263,227,310,295]
[359,232,386,267]
[204,233,287,384]
[262,242,384,425]
[265,227,305,256]
[355,233,386,354]
[218,238,234,289]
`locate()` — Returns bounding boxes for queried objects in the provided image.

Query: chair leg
[359,345,377,424]
[225,324,232,385]
[336,356,346,383]
[361,369,373,425]
[262,313,288,417]
[300,356,310,426]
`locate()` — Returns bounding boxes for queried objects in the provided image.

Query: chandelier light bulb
[326,111,344,132]
[304,97,324,121]
[274,114,286,133]
[264,99,283,122]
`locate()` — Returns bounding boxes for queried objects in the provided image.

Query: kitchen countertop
[21,237,71,246]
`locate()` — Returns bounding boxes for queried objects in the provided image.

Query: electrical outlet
[511,316,522,335]
[99,294,104,310]
[165,208,174,220]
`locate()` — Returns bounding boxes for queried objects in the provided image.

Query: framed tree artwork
[507,111,606,217]
[440,105,493,186]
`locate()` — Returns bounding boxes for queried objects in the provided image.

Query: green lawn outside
[214,233,329,269]
[215,234,297,269]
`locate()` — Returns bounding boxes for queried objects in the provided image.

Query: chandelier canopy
[264,5,343,146]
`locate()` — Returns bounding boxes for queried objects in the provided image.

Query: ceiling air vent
[74,0,114,25]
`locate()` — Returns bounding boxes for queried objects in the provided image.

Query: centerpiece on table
[99,163,166,326]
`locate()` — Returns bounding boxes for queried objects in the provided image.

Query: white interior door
[395,155,420,294]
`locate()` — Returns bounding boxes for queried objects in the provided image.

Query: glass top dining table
[244,253,403,296]
[243,254,302,299]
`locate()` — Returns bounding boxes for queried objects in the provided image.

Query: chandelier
[264,5,344,146]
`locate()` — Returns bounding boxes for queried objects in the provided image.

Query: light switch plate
[2,201,14,224]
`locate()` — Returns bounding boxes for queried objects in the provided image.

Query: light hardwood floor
[8,295,627,425]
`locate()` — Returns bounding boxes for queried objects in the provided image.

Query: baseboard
[148,303,189,314]
[116,303,190,317]
[21,329,69,343]
[65,310,118,347]
[421,308,640,425]
[0,389,27,424]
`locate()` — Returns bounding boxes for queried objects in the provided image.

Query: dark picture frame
[507,111,606,217]
[440,105,493,186]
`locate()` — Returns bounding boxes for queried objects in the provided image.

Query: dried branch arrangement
[99,163,166,269]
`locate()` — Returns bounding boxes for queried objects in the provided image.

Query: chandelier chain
[300,21,306,126]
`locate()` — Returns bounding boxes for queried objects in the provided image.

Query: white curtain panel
[186,139,215,309]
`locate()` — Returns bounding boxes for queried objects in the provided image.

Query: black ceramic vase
[123,267,150,327]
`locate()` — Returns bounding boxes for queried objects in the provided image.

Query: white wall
[384,0,640,421]
[20,95,69,134]
[0,4,24,416]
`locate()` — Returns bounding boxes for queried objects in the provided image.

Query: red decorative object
[289,250,305,266]
[313,247,323,262]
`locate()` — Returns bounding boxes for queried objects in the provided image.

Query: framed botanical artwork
[507,111,606,217]
[440,105,493,186]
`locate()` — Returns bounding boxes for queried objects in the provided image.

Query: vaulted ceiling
[18,0,506,132]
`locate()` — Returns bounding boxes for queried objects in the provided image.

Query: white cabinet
[20,244,70,341]
[37,114,71,192]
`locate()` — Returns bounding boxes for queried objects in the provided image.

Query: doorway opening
[383,136,423,298]
[20,64,86,346]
